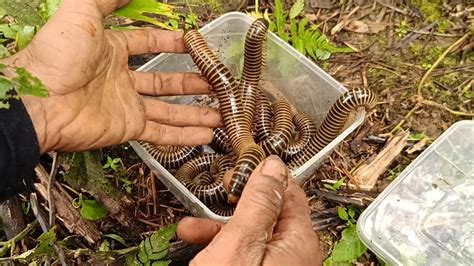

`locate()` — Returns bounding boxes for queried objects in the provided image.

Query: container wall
[131,12,365,221]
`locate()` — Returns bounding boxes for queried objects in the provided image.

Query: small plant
[387,165,404,181]
[103,156,122,172]
[323,177,345,192]
[127,224,177,265]
[324,206,367,265]
[249,0,353,61]
[73,194,108,221]
[395,19,408,37]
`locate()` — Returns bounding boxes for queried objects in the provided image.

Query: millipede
[281,112,318,162]
[140,18,377,217]
[140,142,200,169]
[184,18,270,204]
[175,153,233,205]
[288,88,377,170]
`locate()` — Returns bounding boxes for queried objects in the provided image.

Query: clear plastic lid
[357,120,474,265]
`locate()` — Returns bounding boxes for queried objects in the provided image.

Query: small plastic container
[357,120,474,265]
[130,12,365,221]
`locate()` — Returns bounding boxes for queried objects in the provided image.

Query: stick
[35,165,101,244]
[352,130,409,190]
[417,32,471,95]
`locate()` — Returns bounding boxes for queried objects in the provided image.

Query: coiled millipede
[140,18,377,217]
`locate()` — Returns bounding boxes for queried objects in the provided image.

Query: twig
[30,193,67,266]
[0,220,38,256]
[418,98,474,117]
[417,32,471,95]
[389,103,421,134]
[408,29,464,37]
[308,189,375,207]
[48,152,58,228]
[151,172,157,215]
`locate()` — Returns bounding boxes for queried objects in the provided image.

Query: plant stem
[417,32,471,96]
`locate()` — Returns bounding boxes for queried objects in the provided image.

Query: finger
[139,121,213,146]
[95,0,130,16]
[216,156,288,246]
[267,179,323,265]
[131,71,210,96]
[109,29,186,55]
[143,98,222,127]
[177,217,224,245]
[273,179,314,236]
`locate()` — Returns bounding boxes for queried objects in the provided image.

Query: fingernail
[260,155,288,182]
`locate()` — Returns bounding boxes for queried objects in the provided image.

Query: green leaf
[39,0,62,21]
[134,224,177,264]
[0,0,45,26]
[337,207,349,221]
[332,178,345,191]
[274,0,286,33]
[17,25,36,50]
[289,0,304,19]
[12,67,48,97]
[33,227,56,256]
[80,199,108,221]
[99,240,111,252]
[114,0,178,30]
[104,234,127,247]
[0,24,19,39]
[326,225,367,263]
[0,43,13,60]
[348,206,358,220]
[0,76,13,99]
[0,7,6,18]
[152,260,171,266]
[0,101,9,109]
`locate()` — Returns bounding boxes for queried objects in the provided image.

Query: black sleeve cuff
[0,97,40,202]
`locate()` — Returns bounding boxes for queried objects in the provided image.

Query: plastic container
[130,12,365,221]
[357,120,474,265]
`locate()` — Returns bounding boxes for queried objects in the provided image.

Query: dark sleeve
[0,97,40,202]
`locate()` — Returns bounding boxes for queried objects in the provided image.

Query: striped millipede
[281,112,318,162]
[175,154,234,205]
[184,18,269,204]
[288,88,378,170]
[140,142,200,169]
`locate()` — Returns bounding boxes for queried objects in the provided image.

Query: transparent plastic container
[130,12,365,221]
[357,120,474,265]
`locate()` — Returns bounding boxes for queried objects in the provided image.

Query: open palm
[3,0,221,153]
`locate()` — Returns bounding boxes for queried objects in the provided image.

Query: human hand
[177,156,323,265]
[1,0,221,154]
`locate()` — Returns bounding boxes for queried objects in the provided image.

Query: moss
[435,72,460,87]
[412,0,450,32]
[409,42,423,56]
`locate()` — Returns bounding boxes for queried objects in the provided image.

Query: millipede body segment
[288,88,377,170]
[175,154,233,205]
[141,142,200,169]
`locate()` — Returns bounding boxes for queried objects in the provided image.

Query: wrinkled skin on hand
[1,0,222,153]
[177,156,323,265]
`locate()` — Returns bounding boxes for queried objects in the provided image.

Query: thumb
[194,156,288,264]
